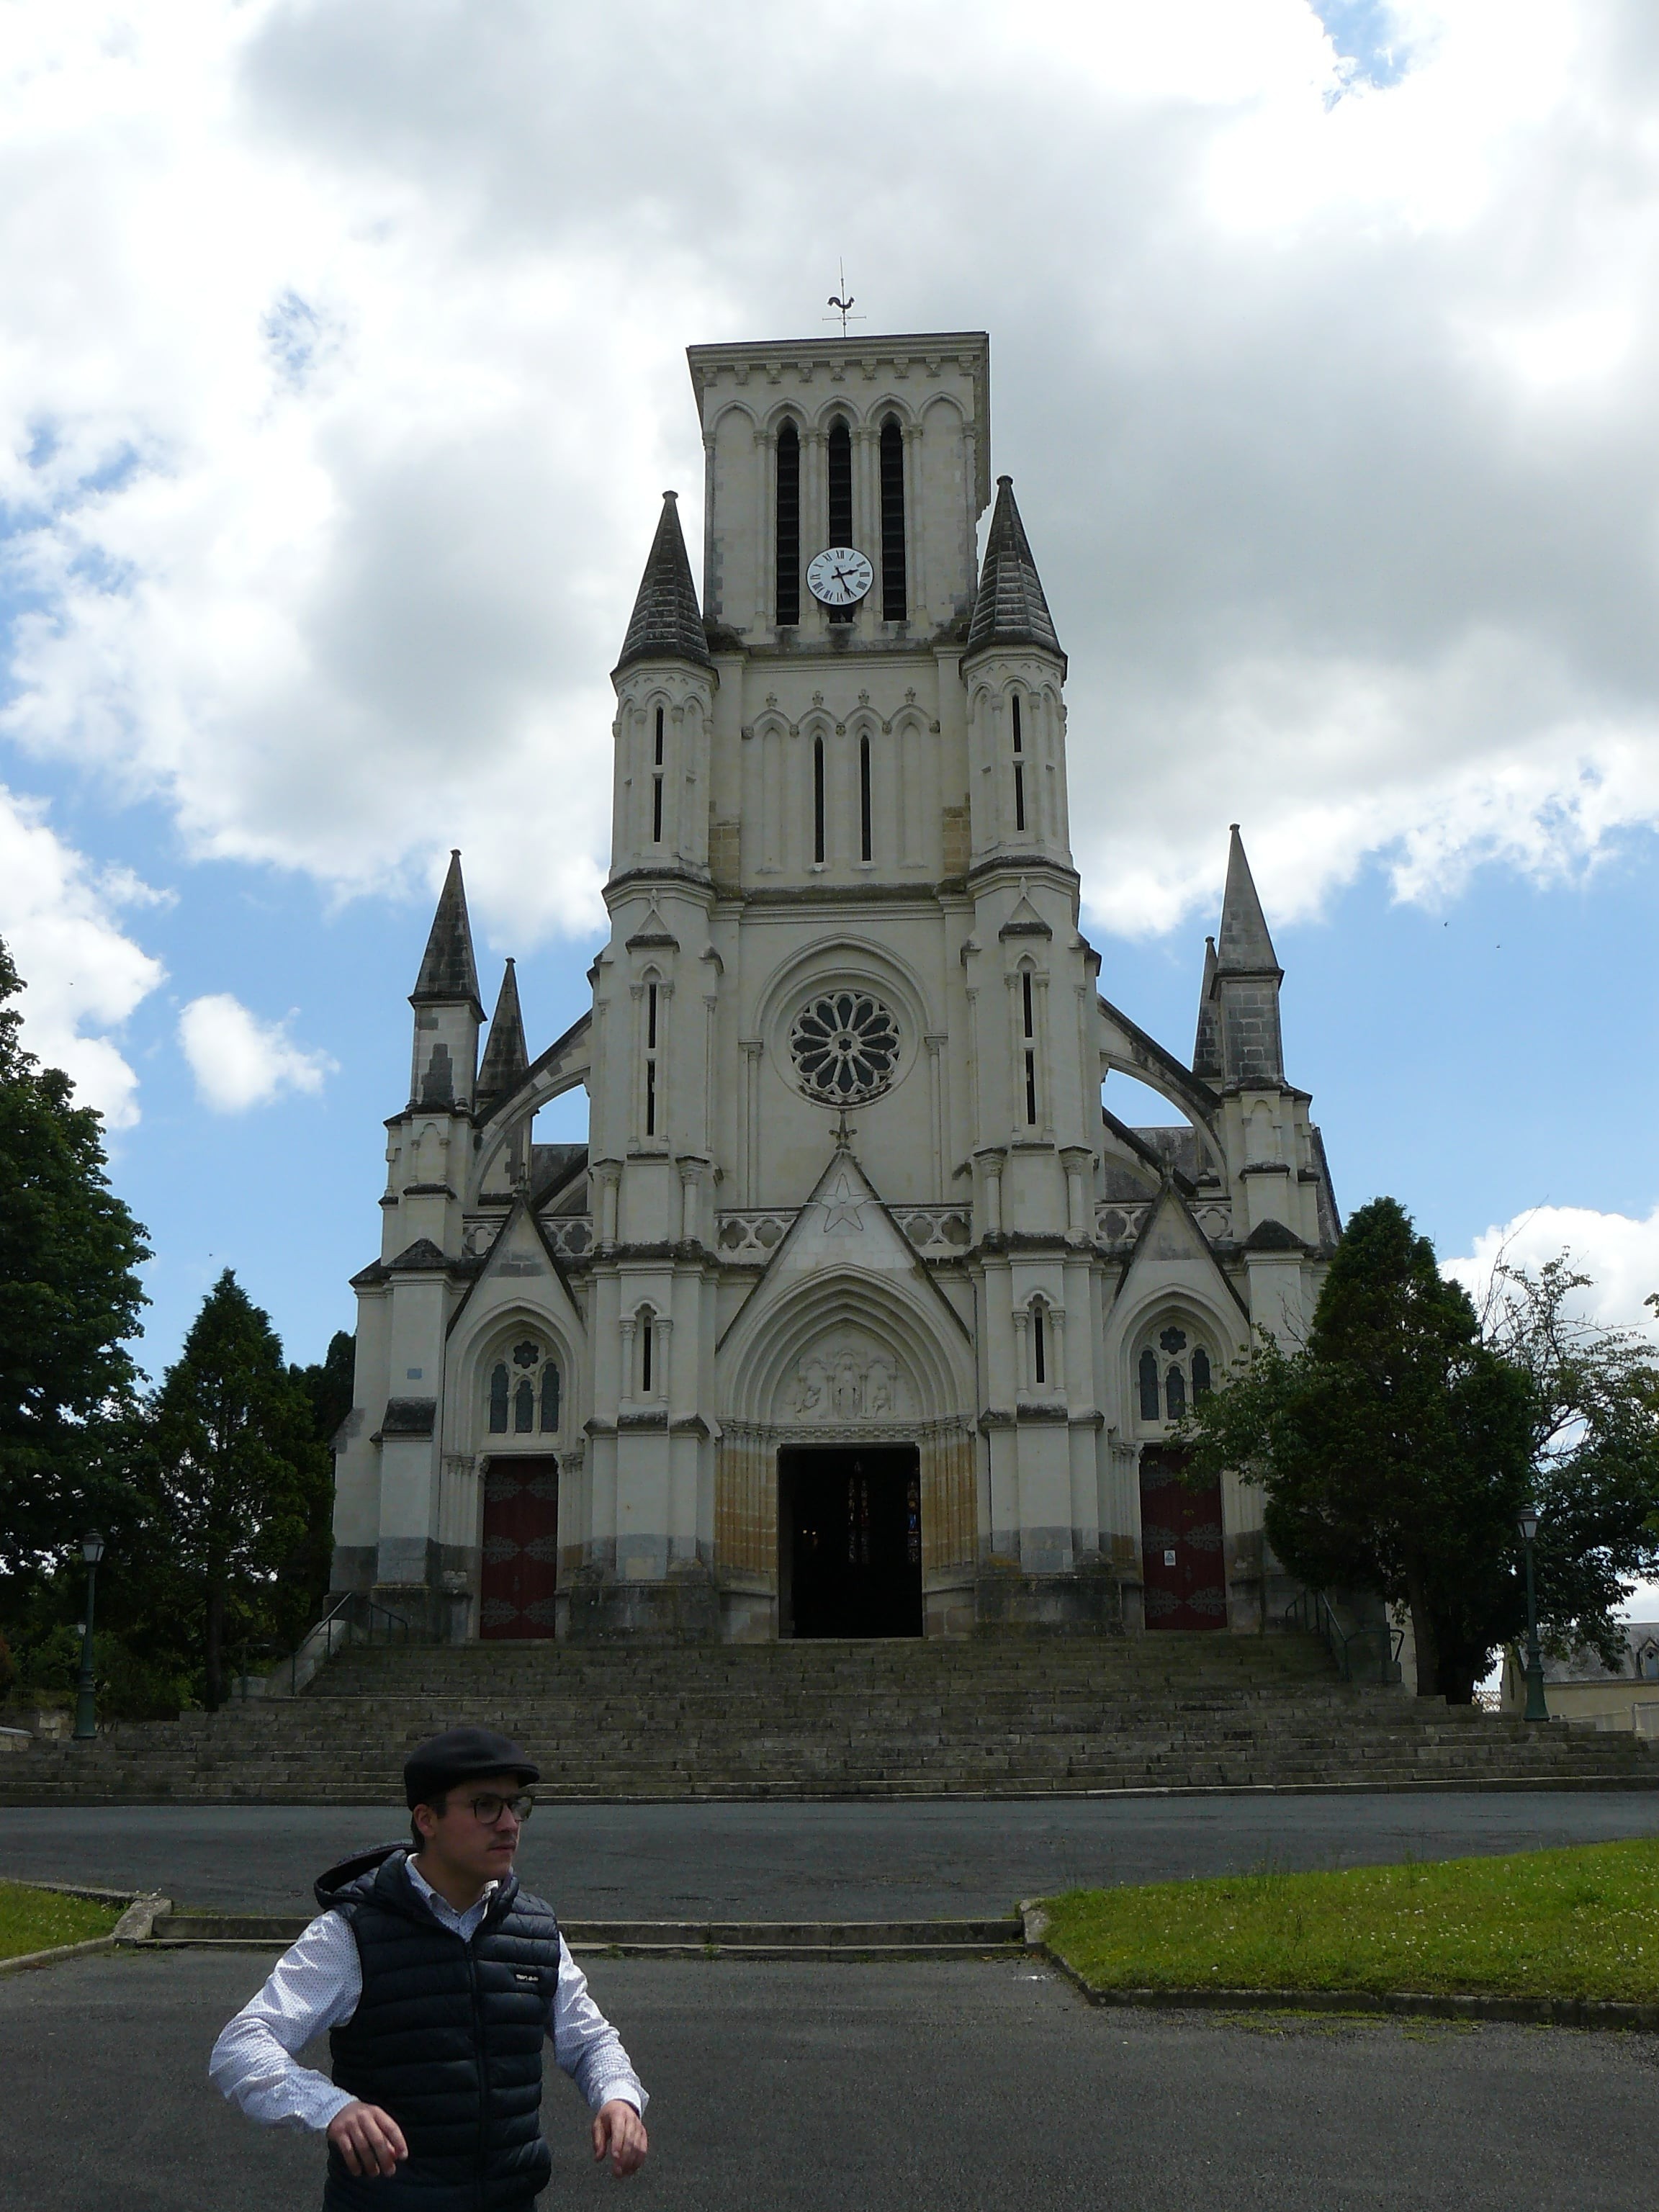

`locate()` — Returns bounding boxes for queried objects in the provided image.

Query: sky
[4,0,1659,1410]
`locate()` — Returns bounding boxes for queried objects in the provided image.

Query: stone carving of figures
[832,1353,863,1419]
[866,1363,894,1416]
[793,1364,828,1419]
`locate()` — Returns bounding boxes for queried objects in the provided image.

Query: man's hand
[327,2100,408,2177]
[592,2098,648,2178]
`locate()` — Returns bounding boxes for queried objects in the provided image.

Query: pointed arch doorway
[778,1445,922,1638]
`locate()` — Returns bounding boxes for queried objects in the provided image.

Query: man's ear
[412,1801,439,1843]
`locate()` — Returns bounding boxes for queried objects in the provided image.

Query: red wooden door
[1139,1447,1226,1629]
[480,1457,559,1640]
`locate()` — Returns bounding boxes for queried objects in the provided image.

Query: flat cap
[404,1726,540,1807]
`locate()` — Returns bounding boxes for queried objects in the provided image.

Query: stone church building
[331,329,1341,1645]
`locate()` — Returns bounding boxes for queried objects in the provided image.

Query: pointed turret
[476,958,529,1118]
[1192,936,1221,1080]
[411,850,483,1014]
[1215,824,1281,979]
[408,850,483,1109]
[965,477,1064,665]
[615,490,712,675]
[1210,826,1285,1086]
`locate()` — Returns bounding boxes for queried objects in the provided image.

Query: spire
[1210,826,1285,1085]
[411,850,482,1012]
[965,476,1063,662]
[1192,936,1221,1080]
[476,958,529,1117]
[1214,824,1281,977]
[615,490,712,674]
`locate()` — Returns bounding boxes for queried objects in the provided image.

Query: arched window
[775,421,800,626]
[1033,1305,1047,1385]
[827,418,853,625]
[1021,965,1037,1128]
[859,734,872,862]
[487,1340,562,1442]
[1012,693,1026,832]
[813,736,826,864]
[880,415,907,621]
[651,704,665,845]
[1136,1323,1215,1429]
[640,1316,654,1395]
[644,979,660,1138]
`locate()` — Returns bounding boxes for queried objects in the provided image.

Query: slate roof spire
[411,850,483,1015]
[965,475,1064,664]
[615,490,712,675]
[1192,935,1221,1080]
[1215,824,1281,979]
[476,958,529,1117]
[1209,826,1285,1086]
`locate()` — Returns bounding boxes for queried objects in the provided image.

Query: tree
[0,935,149,1575]
[148,1272,330,1707]
[1181,1198,1536,1702]
[1479,1254,1659,1670]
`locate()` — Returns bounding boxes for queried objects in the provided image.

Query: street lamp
[1516,1506,1548,1723]
[73,1529,105,1742]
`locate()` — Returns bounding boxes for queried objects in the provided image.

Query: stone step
[148,1912,1026,1956]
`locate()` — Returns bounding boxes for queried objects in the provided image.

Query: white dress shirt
[209,1857,647,2134]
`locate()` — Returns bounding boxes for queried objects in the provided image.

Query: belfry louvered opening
[775,421,800,626]
[827,418,854,625]
[879,416,907,621]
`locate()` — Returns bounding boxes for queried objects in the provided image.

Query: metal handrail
[1285,1587,1403,1686]
[257,1592,426,1700]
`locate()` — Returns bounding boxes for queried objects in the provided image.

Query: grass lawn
[0,1879,123,1962]
[1039,1840,1659,2002]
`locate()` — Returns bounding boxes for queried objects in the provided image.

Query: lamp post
[1516,1506,1548,1723]
[73,1529,105,1741]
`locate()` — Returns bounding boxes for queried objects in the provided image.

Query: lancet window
[487,1339,562,1437]
[1012,692,1027,833]
[879,415,907,621]
[826,417,853,625]
[775,421,801,626]
[1136,1325,1214,1427]
[1021,964,1038,1128]
[644,979,661,1138]
[859,735,872,862]
[651,705,665,845]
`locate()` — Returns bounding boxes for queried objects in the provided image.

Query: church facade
[331,330,1341,1645]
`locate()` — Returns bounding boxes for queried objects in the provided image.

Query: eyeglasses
[462,1790,535,1825]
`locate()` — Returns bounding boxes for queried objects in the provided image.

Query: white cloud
[178,992,336,1112]
[0,786,164,1128]
[6,3,1659,947]
[1446,1205,1659,1339]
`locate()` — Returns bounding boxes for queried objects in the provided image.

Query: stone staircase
[5,1632,1658,1804]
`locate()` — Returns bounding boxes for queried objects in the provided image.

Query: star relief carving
[819,1169,866,1233]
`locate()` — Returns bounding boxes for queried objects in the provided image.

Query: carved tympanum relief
[787,1332,906,1424]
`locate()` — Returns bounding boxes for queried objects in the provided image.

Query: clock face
[807,546,874,608]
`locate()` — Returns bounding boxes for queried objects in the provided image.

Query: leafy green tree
[1478,1255,1659,1670]
[1182,1198,1535,1702]
[0,935,149,1575]
[148,1272,331,1707]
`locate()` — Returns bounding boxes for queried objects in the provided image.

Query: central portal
[779,1445,922,1639]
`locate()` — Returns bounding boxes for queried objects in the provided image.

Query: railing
[1285,1588,1403,1686]
[240,1593,428,1701]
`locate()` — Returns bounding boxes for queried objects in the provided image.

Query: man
[211,1726,648,2208]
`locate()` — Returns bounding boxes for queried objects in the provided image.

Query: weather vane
[824,260,864,337]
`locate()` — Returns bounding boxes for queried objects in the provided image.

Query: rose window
[789,992,900,1104]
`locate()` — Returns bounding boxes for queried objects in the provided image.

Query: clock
[807,546,874,608]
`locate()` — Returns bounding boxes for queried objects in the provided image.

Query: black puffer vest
[315,1845,563,2212]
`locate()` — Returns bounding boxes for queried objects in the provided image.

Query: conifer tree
[1182,1198,1536,1701]
[150,1272,329,1707]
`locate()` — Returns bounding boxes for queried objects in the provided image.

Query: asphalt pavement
[4,1791,1658,1917]
[5,1948,1657,2211]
